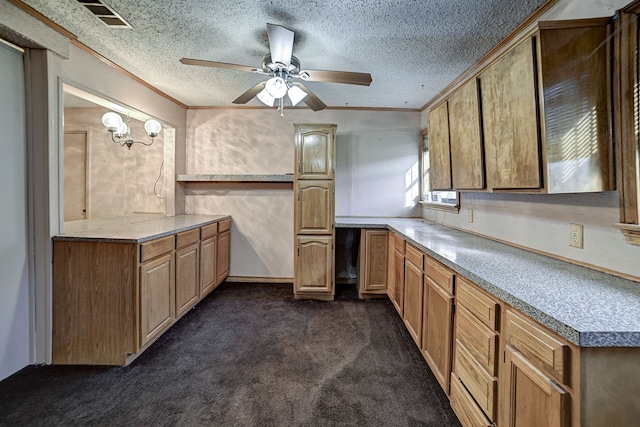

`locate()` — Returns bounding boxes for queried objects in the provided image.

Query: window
[420,129,459,211]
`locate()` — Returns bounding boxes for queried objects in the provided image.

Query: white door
[0,41,29,381]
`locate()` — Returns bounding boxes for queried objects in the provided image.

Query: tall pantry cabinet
[294,124,337,300]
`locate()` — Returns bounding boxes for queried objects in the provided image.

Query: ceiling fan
[180,23,373,115]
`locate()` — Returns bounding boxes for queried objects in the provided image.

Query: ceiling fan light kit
[180,23,372,116]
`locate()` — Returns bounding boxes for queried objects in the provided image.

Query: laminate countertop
[336,216,640,348]
[53,215,230,243]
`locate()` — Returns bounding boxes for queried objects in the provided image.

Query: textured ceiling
[22,0,547,109]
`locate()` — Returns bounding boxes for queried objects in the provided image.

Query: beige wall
[185,108,421,279]
[63,107,165,223]
[61,44,187,217]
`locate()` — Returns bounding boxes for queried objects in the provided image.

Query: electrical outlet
[467,209,473,223]
[569,223,583,249]
[134,194,140,204]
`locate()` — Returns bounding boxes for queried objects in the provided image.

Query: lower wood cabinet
[452,277,500,426]
[140,251,175,347]
[175,241,200,319]
[403,244,424,346]
[217,230,231,284]
[503,345,569,427]
[387,233,405,315]
[422,270,455,394]
[450,374,493,427]
[200,235,218,296]
[376,233,639,427]
[501,308,571,427]
[295,235,334,298]
[358,229,388,297]
[52,217,231,366]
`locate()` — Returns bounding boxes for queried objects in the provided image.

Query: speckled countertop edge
[53,215,231,243]
[337,216,640,347]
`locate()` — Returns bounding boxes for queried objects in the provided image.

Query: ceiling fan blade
[292,82,327,111]
[303,69,372,86]
[180,58,256,73]
[267,23,294,66]
[232,82,267,104]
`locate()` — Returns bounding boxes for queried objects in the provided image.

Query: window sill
[419,201,460,213]
[613,223,640,246]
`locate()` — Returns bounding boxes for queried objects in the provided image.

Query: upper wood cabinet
[481,36,541,190]
[427,101,452,191]
[294,124,336,180]
[427,18,612,194]
[480,19,612,193]
[448,78,485,190]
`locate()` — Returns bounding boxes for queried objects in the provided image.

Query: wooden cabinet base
[52,218,231,366]
[52,241,137,365]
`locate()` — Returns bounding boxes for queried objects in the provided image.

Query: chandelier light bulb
[144,119,162,138]
[101,112,123,132]
[114,121,129,137]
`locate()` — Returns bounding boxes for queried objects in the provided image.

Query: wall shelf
[176,174,294,183]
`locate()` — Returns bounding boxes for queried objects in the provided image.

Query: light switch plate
[569,223,583,248]
[467,209,473,223]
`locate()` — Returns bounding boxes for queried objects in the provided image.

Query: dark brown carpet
[0,283,460,426]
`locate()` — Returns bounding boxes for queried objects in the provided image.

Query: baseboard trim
[226,276,294,284]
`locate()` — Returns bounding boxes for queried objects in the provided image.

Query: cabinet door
[391,248,405,315]
[295,125,336,180]
[295,180,333,234]
[448,78,485,190]
[216,230,230,285]
[427,101,452,190]
[480,37,541,190]
[386,232,396,300]
[139,252,174,347]
[200,236,217,296]
[175,242,199,318]
[360,230,388,294]
[422,276,454,394]
[295,235,334,295]
[403,258,423,347]
[502,346,569,427]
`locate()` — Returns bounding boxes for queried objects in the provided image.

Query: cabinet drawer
[176,228,200,248]
[505,309,569,383]
[424,256,454,294]
[450,374,493,427]
[405,243,423,269]
[392,233,405,254]
[218,218,232,232]
[454,341,497,420]
[457,276,499,330]
[456,305,498,375]
[200,222,218,240]
[140,235,175,263]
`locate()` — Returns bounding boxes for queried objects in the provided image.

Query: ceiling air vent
[76,0,132,28]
